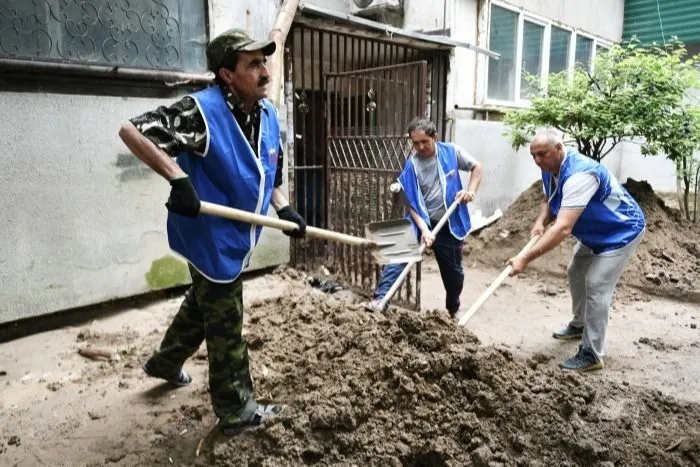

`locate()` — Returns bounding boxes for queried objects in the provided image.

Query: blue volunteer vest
[543,148,645,254]
[399,142,471,240]
[167,86,280,282]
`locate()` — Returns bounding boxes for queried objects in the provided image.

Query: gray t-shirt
[412,144,477,220]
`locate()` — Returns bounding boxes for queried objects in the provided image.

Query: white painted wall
[308,0,350,14]
[216,0,280,40]
[454,120,540,214]
[404,0,453,33]
[0,0,290,324]
[616,143,678,192]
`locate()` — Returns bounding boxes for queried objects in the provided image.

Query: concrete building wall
[616,144,678,193]
[0,0,681,324]
[0,0,290,324]
[454,120,540,215]
[444,0,679,220]
[310,0,351,15]
[217,0,280,39]
[498,0,625,41]
[403,0,454,33]
[456,0,625,108]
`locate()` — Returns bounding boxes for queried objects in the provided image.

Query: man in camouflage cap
[206,28,276,72]
[119,28,306,435]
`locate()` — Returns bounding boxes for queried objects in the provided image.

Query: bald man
[507,130,646,372]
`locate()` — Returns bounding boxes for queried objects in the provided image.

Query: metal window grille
[286,22,450,309]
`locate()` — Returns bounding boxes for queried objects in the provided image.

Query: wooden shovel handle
[457,234,542,326]
[199,201,374,248]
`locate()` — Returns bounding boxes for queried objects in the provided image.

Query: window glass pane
[549,26,570,74]
[487,5,519,101]
[520,21,544,99]
[575,36,594,71]
[596,44,609,58]
[0,0,208,72]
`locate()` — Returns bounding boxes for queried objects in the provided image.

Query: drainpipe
[268,0,301,106]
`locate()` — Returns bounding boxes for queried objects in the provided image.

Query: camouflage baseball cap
[206,28,276,72]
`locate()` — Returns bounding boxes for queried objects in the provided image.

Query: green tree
[504,38,700,220]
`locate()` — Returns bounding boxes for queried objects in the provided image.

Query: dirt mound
[467,179,700,301]
[164,284,700,466]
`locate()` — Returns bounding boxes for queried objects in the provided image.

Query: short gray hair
[407,117,437,137]
[534,128,564,146]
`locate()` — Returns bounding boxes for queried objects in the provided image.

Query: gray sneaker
[552,324,584,340]
[559,346,604,372]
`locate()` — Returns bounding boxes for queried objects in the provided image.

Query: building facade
[0,0,686,323]
[0,1,289,323]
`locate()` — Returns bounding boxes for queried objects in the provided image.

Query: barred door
[325,61,427,309]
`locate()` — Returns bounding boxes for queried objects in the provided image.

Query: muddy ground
[1,261,699,466]
[1,181,700,466]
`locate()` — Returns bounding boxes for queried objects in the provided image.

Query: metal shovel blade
[365,218,422,264]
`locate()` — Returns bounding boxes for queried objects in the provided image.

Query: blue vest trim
[398,142,471,240]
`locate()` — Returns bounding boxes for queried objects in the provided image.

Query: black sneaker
[552,324,584,340]
[142,362,192,387]
[559,346,604,372]
[218,399,285,436]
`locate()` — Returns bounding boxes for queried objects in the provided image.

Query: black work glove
[276,205,306,238]
[165,176,201,217]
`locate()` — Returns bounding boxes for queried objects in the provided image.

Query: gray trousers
[567,231,644,358]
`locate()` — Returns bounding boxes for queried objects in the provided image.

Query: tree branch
[599,138,621,159]
[554,125,568,135]
[592,138,604,161]
[585,69,604,94]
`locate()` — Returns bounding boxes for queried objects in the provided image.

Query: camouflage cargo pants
[145,265,253,419]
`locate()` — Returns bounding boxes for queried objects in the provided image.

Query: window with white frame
[486,3,611,103]
[487,5,519,101]
[549,27,571,75]
[521,20,544,98]
[575,36,594,71]
[596,44,610,58]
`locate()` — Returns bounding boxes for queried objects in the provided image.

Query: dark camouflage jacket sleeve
[129,96,207,157]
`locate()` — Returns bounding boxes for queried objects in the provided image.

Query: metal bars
[287,23,450,309]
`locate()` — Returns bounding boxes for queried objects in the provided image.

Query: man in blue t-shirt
[508,130,645,372]
[119,29,306,435]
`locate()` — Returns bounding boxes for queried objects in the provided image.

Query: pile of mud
[174,282,700,466]
[467,179,700,300]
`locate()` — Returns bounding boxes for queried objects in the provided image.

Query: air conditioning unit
[349,0,403,18]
